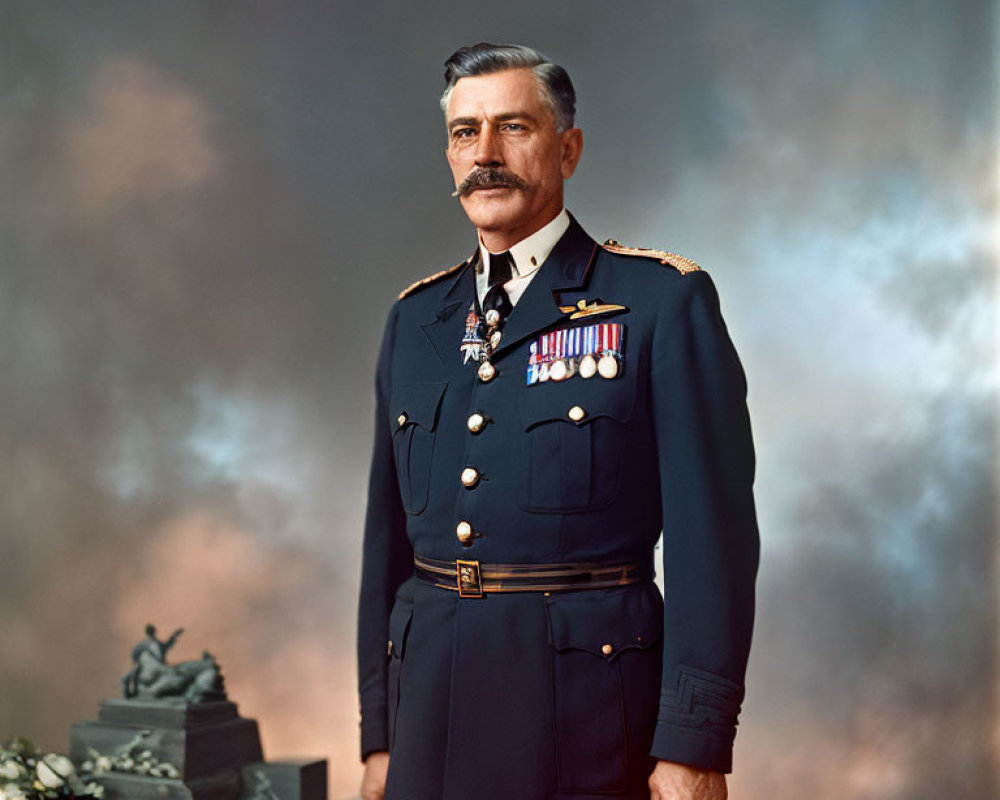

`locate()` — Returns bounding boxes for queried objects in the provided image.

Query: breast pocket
[389,381,447,515]
[520,369,637,513]
[545,585,663,794]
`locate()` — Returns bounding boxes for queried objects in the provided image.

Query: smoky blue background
[2,2,996,798]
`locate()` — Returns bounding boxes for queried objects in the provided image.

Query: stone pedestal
[82,770,240,800]
[240,760,327,800]
[70,699,263,800]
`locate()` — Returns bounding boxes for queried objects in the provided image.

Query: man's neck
[475,209,570,308]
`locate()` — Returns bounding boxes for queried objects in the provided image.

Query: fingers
[647,760,727,800]
[359,752,390,800]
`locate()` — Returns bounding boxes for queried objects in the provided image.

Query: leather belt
[414,553,651,598]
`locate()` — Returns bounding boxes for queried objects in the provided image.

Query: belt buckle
[456,559,484,598]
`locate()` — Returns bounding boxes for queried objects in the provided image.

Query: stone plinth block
[98,699,240,729]
[69,699,263,800]
[87,770,239,800]
[240,759,328,800]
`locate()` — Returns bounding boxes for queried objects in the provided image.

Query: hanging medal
[460,306,486,365]
[597,322,621,379]
[460,296,509,378]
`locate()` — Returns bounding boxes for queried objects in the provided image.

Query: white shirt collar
[478,208,571,284]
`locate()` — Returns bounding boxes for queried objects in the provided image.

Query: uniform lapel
[416,218,598,371]
[491,216,598,360]
[419,254,476,372]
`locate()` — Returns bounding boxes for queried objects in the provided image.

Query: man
[357,43,759,800]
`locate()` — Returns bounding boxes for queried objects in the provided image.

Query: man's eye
[501,123,526,132]
[453,128,476,139]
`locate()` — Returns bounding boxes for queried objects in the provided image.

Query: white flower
[35,761,64,789]
[42,754,75,779]
[95,756,113,773]
[3,782,27,799]
[0,761,22,780]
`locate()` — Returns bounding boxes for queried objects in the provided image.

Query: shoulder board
[601,239,701,275]
[398,258,470,300]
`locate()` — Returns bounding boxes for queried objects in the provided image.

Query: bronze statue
[122,624,226,703]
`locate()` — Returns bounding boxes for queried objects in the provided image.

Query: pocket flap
[390,382,447,432]
[546,587,661,661]
[520,369,637,431]
[387,600,414,659]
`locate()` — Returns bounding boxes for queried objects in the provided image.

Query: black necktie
[483,251,514,322]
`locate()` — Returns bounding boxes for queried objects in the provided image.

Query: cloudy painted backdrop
[2,2,996,798]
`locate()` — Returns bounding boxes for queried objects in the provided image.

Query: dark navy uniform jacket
[357,217,759,800]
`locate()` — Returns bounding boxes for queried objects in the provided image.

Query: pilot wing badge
[559,298,629,320]
[527,322,625,386]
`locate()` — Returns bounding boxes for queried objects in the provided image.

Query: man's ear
[560,128,584,179]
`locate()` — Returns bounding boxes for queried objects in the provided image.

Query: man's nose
[474,124,503,166]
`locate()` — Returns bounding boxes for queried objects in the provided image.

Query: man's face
[445,68,582,247]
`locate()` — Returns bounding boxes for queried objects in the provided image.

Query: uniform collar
[480,214,598,359]
[439,211,595,310]
[477,208,571,282]
[424,214,598,368]
[539,212,599,291]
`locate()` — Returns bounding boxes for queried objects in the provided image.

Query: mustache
[452,167,528,198]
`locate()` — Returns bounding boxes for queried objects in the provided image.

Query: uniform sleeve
[649,270,760,773]
[356,304,413,761]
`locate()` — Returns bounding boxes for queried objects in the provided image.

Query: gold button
[467,413,486,433]
[456,521,473,543]
[478,361,496,382]
[601,643,613,656]
[397,412,408,427]
[460,467,479,488]
[568,405,586,422]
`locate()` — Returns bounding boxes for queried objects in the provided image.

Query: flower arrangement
[79,729,180,780]
[0,739,103,800]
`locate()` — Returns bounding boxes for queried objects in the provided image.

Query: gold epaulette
[398,258,470,300]
[601,239,702,275]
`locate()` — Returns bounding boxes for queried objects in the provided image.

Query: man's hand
[649,760,727,800]
[360,751,389,800]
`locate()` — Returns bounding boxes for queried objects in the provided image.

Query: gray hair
[440,43,576,132]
